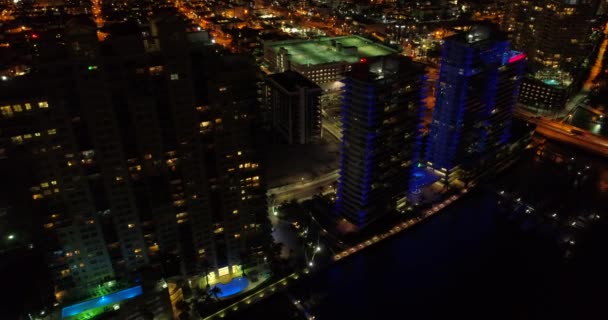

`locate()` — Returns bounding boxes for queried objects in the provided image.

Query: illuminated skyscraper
[425,25,525,184]
[336,55,425,228]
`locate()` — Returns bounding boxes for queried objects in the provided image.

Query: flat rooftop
[266,35,398,66]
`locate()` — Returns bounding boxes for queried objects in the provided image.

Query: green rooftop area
[266,35,398,66]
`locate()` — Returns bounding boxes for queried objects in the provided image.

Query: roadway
[322,119,342,141]
[517,112,608,157]
[584,22,608,91]
[268,169,339,204]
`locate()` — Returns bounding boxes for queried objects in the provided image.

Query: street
[268,169,339,204]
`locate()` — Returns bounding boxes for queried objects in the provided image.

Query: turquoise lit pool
[61,285,142,318]
[543,79,560,86]
[210,277,249,298]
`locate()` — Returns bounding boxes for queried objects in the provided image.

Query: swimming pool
[210,277,249,298]
[543,79,561,86]
[61,285,143,318]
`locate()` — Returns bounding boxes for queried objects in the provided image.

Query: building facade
[265,71,322,144]
[425,25,525,185]
[336,55,425,228]
[263,35,398,87]
[0,15,271,306]
[518,73,571,113]
[503,0,599,72]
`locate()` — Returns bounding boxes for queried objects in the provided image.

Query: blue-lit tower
[425,25,525,185]
[336,56,425,228]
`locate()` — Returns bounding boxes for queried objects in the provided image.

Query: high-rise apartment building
[265,71,322,144]
[192,50,272,276]
[425,25,525,184]
[336,55,425,228]
[0,14,271,306]
[503,0,599,71]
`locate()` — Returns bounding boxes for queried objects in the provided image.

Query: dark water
[241,142,608,320]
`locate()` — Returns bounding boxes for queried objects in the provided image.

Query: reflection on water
[240,141,608,320]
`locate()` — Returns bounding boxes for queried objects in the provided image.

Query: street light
[7,234,14,240]
[308,261,314,267]
[315,246,321,253]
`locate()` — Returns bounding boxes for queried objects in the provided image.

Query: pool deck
[201,267,272,300]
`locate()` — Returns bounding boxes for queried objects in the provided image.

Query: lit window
[44,223,54,229]
[48,129,57,135]
[128,223,135,228]
[149,66,163,75]
[219,87,227,92]
[34,132,41,137]
[13,104,22,112]
[23,133,32,139]
[215,118,222,124]
[201,121,210,128]
[234,233,241,238]
[24,103,32,110]
[38,101,49,109]
[134,248,142,253]
[41,182,49,188]
[1,106,13,117]
[32,194,43,200]
[232,209,238,214]
[198,248,205,254]
[170,73,179,80]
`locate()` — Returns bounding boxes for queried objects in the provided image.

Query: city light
[2,2,606,319]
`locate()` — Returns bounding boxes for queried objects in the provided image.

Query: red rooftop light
[360,57,367,63]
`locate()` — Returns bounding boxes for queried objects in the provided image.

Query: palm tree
[200,258,211,288]
[209,286,223,300]
[238,251,249,271]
